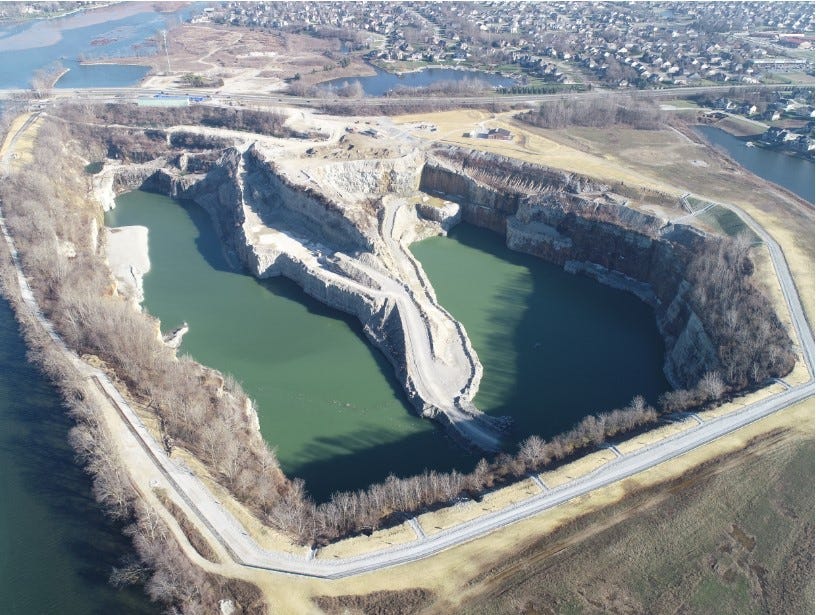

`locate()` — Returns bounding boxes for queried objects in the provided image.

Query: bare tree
[699,371,726,402]
[30,62,64,98]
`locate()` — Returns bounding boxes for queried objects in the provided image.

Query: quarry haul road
[0,113,812,580]
[375,199,501,451]
[320,246,500,453]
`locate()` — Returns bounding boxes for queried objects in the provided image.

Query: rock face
[420,147,719,389]
[101,131,761,441]
[176,144,506,452]
[417,199,461,232]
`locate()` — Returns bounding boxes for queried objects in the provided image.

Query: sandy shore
[105,225,150,305]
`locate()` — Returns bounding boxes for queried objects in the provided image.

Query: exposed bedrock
[421,147,721,389]
[174,145,506,452]
[104,134,763,445]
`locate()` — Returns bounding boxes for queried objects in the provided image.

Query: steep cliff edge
[421,147,721,389]
[175,144,506,452]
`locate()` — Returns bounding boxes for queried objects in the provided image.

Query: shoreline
[105,224,150,305]
[691,122,815,206]
[0,2,119,27]
[0,110,808,615]
[372,61,519,78]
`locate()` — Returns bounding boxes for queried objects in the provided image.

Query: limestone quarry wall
[420,150,719,389]
[172,148,434,421]
[105,140,720,391]
[242,146,376,253]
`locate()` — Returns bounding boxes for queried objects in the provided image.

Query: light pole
[160,29,171,74]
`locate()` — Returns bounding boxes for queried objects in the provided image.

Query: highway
[0,102,812,579]
[0,82,811,109]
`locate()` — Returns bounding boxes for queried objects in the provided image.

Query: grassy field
[308,400,814,615]
[445,421,814,615]
[696,205,758,240]
[395,109,813,327]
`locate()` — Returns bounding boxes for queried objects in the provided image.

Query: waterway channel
[0,295,158,614]
[106,191,669,501]
[0,3,195,90]
[695,124,815,204]
[0,5,805,609]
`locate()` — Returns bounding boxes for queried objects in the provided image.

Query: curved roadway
[0,110,812,580]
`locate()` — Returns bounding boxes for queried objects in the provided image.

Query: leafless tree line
[387,77,495,97]
[693,233,796,387]
[274,397,657,545]
[660,233,795,412]
[0,122,267,614]
[518,95,666,130]
[60,103,291,138]
[0,263,257,614]
[121,501,265,614]
[0,117,663,546]
[2,110,794,560]
[319,98,515,117]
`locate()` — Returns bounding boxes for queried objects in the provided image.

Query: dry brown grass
[317,522,417,560]
[121,24,376,93]
[314,588,435,615]
[438,410,814,615]
[154,487,221,563]
[244,399,813,614]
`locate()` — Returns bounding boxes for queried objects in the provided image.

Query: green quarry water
[412,225,670,438]
[107,192,669,501]
[106,192,475,501]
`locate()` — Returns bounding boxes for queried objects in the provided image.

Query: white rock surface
[105,225,150,305]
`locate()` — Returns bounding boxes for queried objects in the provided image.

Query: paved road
[0,110,812,579]
[1,82,810,107]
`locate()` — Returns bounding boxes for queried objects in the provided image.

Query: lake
[0,5,199,611]
[321,65,515,97]
[695,124,815,204]
[106,192,669,501]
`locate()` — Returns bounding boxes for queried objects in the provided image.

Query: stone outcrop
[416,199,461,232]
[420,148,719,389]
[174,144,506,452]
[100,128,776,439]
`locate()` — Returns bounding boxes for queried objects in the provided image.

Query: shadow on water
[183,196,417,406]
[110,192,668,504]
[251,274,490,502]
[0,298,157,614]
[425,224,669,444]
[290,423,479,502]
[135,196,474,499]
[177,198,237,274]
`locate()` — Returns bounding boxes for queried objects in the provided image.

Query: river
[0,3,196,89]
[0,5,196,612]
[0,295,158,614]
[106,192,669,501]
[695,124,815,204]
[0,4,806,610]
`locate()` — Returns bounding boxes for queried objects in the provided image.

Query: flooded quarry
[107,192,669,499]
[105,135,675,499]
[96,106,794,504]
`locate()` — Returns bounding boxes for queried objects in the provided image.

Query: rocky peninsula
[97,107,792,450]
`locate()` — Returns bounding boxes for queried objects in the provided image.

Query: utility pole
[160,30,171,74]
